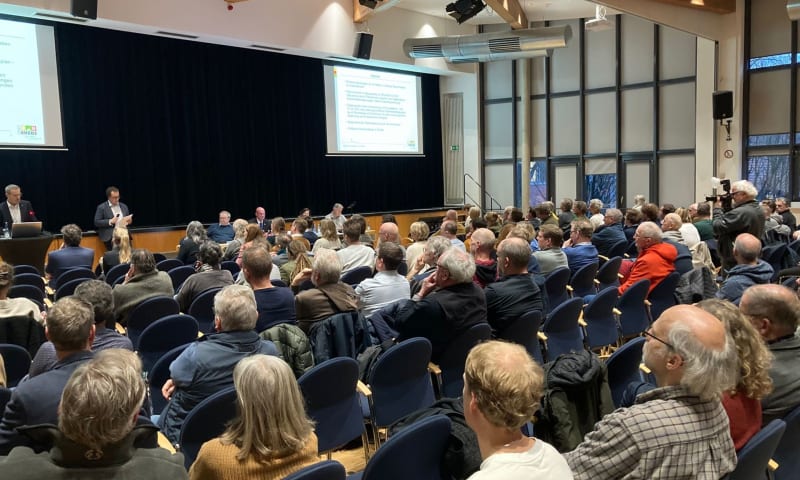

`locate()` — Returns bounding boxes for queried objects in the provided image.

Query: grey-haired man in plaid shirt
[564,305,738,480]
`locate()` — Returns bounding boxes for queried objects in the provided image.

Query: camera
[705,178,732,211]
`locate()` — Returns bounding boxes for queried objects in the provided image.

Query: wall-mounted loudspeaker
[71,0,97,19]
[712,91,733,120]
[353,32,374,60]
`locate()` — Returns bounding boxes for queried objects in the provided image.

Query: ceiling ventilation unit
[585,5,614,32]
[403,25,571,63]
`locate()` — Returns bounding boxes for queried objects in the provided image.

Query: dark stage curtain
[0,22,444,232]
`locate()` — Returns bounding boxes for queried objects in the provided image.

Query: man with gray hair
[293,248,358,333]
[739,284,800,424]
[588,199,604,229]
[324,202,347,231]
[207,210,234,243]
[0,183,38,231]
[406,235,452,296]
[112,249,174,325]
[590,208,626,257]
[158,284,278,444]
[391,247,488,361]
[716,233,773,305]
[565,305,738,479]
[618,221,677,295]
[712,179,764,270]
[484,238,544,335]
[44,224,95,286]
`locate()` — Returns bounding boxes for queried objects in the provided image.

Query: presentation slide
[0,18,64,148]
[324,64,423,156]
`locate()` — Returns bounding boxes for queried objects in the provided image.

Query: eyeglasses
[731,191,745,197]
[643,328,674,350]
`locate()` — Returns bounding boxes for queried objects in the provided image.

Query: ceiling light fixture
[446,0,486,24]
[690,0,705,5]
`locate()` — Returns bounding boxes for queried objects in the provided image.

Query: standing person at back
[712,180,764,271]
[93,186,132,251]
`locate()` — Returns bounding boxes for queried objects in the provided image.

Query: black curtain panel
[0,22,443,231]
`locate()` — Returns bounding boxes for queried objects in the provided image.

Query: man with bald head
[740,284,800,424]
[618,221,677,295]
[377,222,406,257]
[484,238,543,335]
[249,206,270,232]
[470,227,496,288]
[565,305,738,479]
[716,233,773,305]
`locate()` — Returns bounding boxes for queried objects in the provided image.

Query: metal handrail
[464,173,503,212]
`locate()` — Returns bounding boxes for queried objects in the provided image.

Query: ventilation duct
[403,25,571,63]
[789,1,800,20]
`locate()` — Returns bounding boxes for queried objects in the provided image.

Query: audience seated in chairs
[235,223,269,269]
[692,202,714,241]
[336,219,375,275]
[739,284,800,425]
[591,208,627,258]
[389,247,487,363]
[177,221,207,266]
[175,241,234,312]
[0,349,187,479]
[311,219,342,254]
[189,354,318,480]
[484,238,544,336]
[534,224,569,276]
[112,249,174,325]
[464,341,573,479]
[0,262,43,325]
[280,239,313,286]
[222,219,249,262]
[157,285,278,444]
[623,209,642,243]
[716,233,773,305]
[100,227,132,277]
[564,305,738,479]
[404,221,430,271]
[355,242,409,318]
[241,246,295,333]
[563,219,598,276]
[406,236,451,296]
[293,249,358,334]
[29,280,132,378]
[206,210,235,244]
[45,224,95,287]
[469,228,496,288]
[618,221,677,296]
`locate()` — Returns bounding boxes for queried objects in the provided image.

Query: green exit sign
[450,145,459,151]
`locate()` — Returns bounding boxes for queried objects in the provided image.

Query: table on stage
[0,233,54,274]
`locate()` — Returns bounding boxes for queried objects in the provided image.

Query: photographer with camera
[711,180,764,271]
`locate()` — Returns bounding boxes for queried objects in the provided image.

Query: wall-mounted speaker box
[353,32,374,60]
[713,90,733,120]
[71,0,97,19]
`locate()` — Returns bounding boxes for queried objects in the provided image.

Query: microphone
[346,201,357,210]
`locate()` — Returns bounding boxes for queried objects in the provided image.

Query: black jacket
[712,200,764,269]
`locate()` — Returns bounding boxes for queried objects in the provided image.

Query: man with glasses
[775,197,797,232]
[618,221,677,295]
[739,284,800,425]
[563,219,598,276]
[712,179,764,271]
[565,305,738,479]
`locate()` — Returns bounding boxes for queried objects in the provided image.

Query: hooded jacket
[716,260,774,305]
[618,242,677,295]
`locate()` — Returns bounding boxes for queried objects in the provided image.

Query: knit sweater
[188,433,319,480]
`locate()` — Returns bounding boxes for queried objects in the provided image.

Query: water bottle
[3,222,9,239]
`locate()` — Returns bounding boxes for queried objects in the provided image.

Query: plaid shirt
[564,385,736,480]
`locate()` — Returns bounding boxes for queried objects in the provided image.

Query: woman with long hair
[223,219,250,262]
[189,355,318,479]
[101,227,132,275]
[311,219,342,254]
[236,224,268,268]
[178,221,208,265]
[279,239,312,285]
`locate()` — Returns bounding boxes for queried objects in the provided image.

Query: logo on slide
[17,125,38,136]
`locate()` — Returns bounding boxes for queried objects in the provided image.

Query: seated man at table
[45,224,94,287]
[206,210,235,243]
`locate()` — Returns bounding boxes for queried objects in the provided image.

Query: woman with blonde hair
[465,206,481,230]
[697,299,773,450]
[405,221,430,269]
[0,262,43,324]
[101,227,132,275]
[279,239,313,285]
[189,355,318,479]
[311,219,342,254]
[236,224,268,268]
[223,219,250,261]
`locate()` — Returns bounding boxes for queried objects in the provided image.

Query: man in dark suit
[0,184,38,231]
[45,224,95,287]
[248,206,271,232]
[94,186,132,250]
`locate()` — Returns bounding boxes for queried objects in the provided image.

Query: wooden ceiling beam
[648,0,735,15]
[484,0,529,30]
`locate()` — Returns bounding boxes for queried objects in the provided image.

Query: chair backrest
[608,240,629,259]
[625,240,639,257]
[360,415,451,480]
[0,343,32,388]
[367,337,435,427]
[284,460,346,480]
[0,315,46,358]
[167,265,196,292]
[437,322,492,398]
[727,419,786,480]
[605,337,645,408]
[54,267,95,290]
[595,256,622,291]
[570,262,599,298]
[617,279,651,337]
[104,262,130,286]
[126,296,180,348]
[773,404,800,480]
[341,265,373,286]
[220,260,240,277]
[187,288,222,334]
[137,314,199,374]
[297,279,315,292]
[0,387,10,415]
[761,244,788,282]
[55,277,92,300]
[148,343,190,415]
[179,386,238,469]
[497,310,544,364]
[11,273,45,293]
[582,286,621,350]
[152,253,168,263]
[271,279,288,288]
[298,357,365,454]
[8,285,45,303]
[788,238,800,255]
[11,265,40,276]
[646,271,680,323]
[542,297,585,361]
[157,258,183,272]
[544,266,571,313]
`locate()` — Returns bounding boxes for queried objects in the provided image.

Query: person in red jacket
[619,221,677,295]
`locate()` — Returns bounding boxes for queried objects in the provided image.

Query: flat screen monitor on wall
[0,17,65,149]
[323,63,423,156]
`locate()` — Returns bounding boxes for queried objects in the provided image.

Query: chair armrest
[639,363,651,374]
[768,459,779,471]
[566,285,574,293]
[537,331,548,341]
[644,299,652,306]
[157,432,176,453]
[593,278,600,286]
[578,310,587,327]
[598,255,609,262]
[44,298,53,309]
[612,308,621,315]
[115,323,126,335]
[427,362,441,375]
[357,380,372,397]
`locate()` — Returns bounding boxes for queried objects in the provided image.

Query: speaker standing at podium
[94,186,132,251]
[0,184,38,230]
